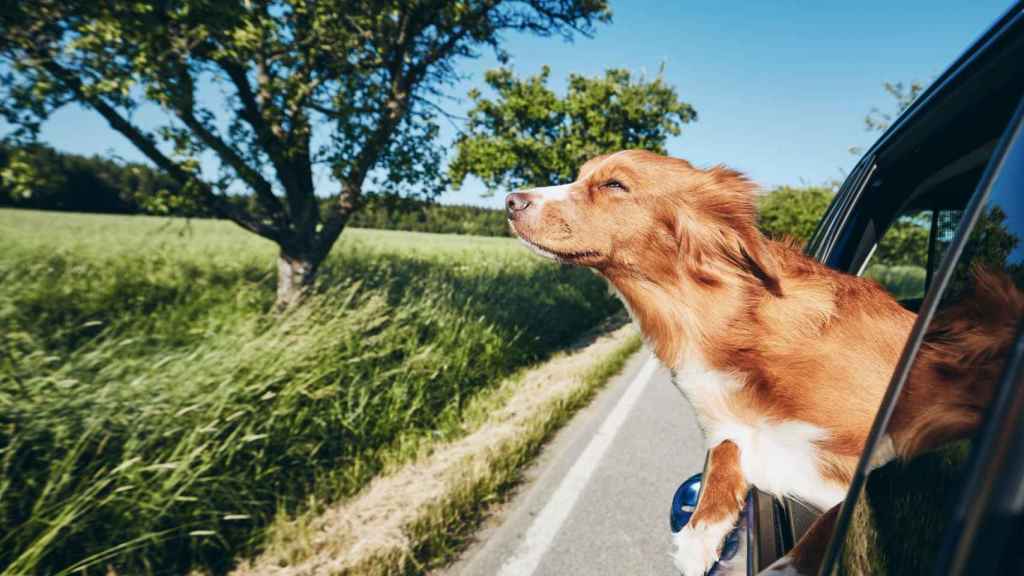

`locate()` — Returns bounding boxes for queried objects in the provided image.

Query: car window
[829,99,1024,576]
[861,208,963,302]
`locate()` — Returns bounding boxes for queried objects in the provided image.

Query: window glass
[863,210,931,300]
[834,116,1024,575]
[863,208,966,302]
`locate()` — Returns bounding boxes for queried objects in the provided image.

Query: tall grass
[0,209,620,575]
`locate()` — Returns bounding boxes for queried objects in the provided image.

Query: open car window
[852,124,1001,310]
[824,95,1024,576]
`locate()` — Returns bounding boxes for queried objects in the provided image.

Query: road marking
[497,354,660,576]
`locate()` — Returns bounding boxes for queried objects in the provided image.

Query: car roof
[863,1,1024,165]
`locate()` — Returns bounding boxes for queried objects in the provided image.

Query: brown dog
[505,150,1016,575]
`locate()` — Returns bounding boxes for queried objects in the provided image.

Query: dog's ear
[732,232,783,296]
[691,166,784,296]
[660,202,782,295]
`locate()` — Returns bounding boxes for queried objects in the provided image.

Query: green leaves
[0,148,65,201]
[449,65,696,192]
[865,81,926,133]
[757,186,835,244]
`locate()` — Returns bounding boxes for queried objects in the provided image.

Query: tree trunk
[274,177,355,310]
[276,251,318,309]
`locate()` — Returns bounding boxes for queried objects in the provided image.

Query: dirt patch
[233,321,639,576]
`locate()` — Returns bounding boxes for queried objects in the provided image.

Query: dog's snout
[505,193,532,219]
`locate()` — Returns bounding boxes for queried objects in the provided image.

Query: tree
[873,213,931,267]
[850,80,927,156]
[756,185,834,244]
[864,81,926,132]
[0,145,68,208]
[0,0,609,307]
[449,66,695,191]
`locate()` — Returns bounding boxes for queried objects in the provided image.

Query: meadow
[0,209,620,575]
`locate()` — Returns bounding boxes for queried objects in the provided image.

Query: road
[442,349,707,576]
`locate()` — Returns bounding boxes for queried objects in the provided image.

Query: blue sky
[12,0,1014,209]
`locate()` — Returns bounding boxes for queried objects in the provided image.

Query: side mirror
[670,472,702,532]
[670,472,744,567]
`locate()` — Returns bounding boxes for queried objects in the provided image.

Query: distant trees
[449,66,696,192]
[0,142,511,235]
[3,141,857,242]
[755,183,934,269]
[0,143,197,215]
[345,195,511,237]
[873,213,931,266]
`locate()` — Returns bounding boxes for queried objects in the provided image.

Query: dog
[504,149,1020,575]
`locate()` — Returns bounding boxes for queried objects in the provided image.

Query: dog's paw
[672,522,728,576]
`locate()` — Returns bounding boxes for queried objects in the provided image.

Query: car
[670,2,1024,574]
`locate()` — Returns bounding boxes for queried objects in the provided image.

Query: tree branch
[168,68,289,229]
[218,56,318,239]
[40,59,284,243]
[218,60,292,176]
[413,1,499,77]
[315,1,448,257]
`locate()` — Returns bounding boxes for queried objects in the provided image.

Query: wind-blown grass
[0,209,620,575]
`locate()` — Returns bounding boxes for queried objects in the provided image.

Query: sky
[10,0,1015,209]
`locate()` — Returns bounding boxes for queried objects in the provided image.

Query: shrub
[757,186,835,244]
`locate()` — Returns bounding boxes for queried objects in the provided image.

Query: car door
[818,91,1024,575]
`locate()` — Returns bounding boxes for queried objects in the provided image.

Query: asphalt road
[442,348,707,576]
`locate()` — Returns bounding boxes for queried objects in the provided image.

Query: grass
[0,209,621,575]
[235,325,642,575]
[863,263,927,301]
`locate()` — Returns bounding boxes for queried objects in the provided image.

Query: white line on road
[497,354,661,576]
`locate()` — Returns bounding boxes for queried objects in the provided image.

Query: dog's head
[505,149,780,294]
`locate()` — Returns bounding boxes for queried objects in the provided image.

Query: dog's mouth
[514,233,600,264]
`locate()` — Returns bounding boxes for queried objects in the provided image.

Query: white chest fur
[671,354,846,512]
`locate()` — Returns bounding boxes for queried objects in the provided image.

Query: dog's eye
[602,179,628,192]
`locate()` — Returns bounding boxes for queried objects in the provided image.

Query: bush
[757,186,835,244]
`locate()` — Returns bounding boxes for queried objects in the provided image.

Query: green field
[0,209,620,575]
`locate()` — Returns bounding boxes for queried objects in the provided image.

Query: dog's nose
[506,193,532,219]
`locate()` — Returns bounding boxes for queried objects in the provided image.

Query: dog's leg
[673,440,747,576]
[759,503,839,576]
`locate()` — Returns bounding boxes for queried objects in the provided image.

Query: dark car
[671,2,1024,574]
